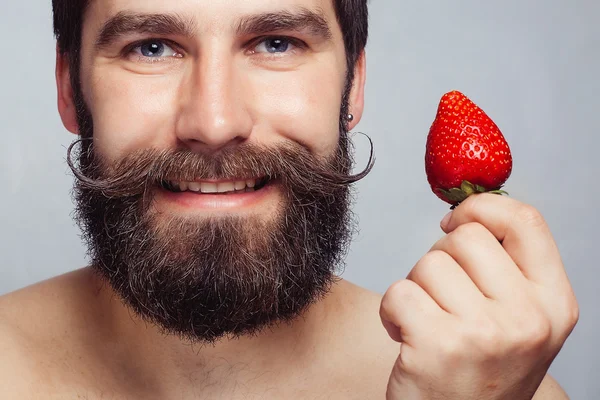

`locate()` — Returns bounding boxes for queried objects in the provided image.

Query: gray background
[1,0,598,397]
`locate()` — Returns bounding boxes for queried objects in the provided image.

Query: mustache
[66,137,375,199]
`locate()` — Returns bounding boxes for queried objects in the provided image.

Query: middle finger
[430,222,528,301]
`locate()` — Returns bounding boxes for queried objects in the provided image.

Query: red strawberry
[425,90,512,208]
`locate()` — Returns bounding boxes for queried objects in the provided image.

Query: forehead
[84,0,340,35]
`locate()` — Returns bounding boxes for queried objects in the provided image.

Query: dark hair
[52,0,369,89]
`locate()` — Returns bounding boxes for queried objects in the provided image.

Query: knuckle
[439,333,464,361]
[410,250,451,282]
[567,300,580,328]
[449,222,488,244]
[559,294,580,332]
[465,317,505,357]
[517,315,552,350]
[423,249,452,264]
[514,204,546,228]
[384,279,417,305]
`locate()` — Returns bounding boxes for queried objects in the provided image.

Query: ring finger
[407,249,487,317]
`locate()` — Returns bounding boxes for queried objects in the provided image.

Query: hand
[380,193,579,400]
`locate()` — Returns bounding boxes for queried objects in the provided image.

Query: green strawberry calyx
[438,180,508,210]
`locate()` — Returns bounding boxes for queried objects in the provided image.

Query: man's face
[80,0,350,178]
[58,0,366,343]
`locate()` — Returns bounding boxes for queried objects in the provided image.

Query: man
[0,0,579,398]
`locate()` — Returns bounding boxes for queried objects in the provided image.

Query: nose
[175,51,252,152]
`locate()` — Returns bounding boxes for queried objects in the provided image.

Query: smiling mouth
[161,177,271,194]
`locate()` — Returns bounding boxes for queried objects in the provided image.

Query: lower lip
[156,182,279,211]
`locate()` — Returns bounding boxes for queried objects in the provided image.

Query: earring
[347,114,354,122]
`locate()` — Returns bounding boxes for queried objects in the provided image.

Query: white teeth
[234,181,246,191]
[170,179,262,193]
[217,182,235,193]
[200,182,218,193]
[187,182,201,192]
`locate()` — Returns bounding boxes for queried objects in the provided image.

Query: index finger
[441,193,567,287]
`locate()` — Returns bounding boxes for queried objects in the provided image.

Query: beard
[69,81,373,345]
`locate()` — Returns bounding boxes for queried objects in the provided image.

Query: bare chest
[38,379,386,400]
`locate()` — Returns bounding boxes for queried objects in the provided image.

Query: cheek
[248,64,344,156]
[83,57,346,161]
[86,68,180,161]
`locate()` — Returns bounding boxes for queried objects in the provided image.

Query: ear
[346,50,366,130]
[56,46,80,135]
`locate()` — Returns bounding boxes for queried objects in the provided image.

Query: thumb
[386,346,420,400]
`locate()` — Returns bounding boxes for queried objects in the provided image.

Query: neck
[90,269,347,396]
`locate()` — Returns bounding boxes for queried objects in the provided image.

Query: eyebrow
[95,11,198,49]
[234,8,333,40]
[94,8,333,50]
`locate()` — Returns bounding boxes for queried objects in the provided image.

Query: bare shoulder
[534,374,571,399]
[0,283,57,397]
[0,268,100,398]
[338,280,571,400]
[0,311,43,398]
[329,280,400,396]
[0,268,98,337]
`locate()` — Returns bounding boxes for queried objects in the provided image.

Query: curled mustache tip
[66,138,93,185]
[334,131,375,185]
[66,132,376,197]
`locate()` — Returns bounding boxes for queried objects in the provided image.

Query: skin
[0,0,578,398]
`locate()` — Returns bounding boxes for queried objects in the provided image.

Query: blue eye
[255,38,294,54]
[133,40,179,58]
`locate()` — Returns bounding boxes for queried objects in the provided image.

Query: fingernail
[440,211,453,230]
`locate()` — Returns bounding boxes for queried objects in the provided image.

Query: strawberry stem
[439,180,509,209]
